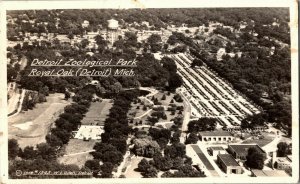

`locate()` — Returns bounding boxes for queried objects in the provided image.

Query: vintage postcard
[0,0,298,183]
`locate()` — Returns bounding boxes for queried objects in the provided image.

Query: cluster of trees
[7,63,20,82]
[8,139,90,178]
[22,90,47,111]
[132,138,161,158]
[136,54,182,91]
[241,113,267,129]
[277,142,292,157]
[213,27,237,41]
[86,90,139,177]
[167,32,198,49]
[148,109,167,125]
[185,133,199,144]
[188,118,217,133]
[185,118,217,144]
[137,143,205,178]
[161,57,183,91]
[191,58,203,68]
[173,94,183,102]
[146,34,162,53]
[149,128,171,149]
[167,103,183,116]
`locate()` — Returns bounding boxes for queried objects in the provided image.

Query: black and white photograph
[0,0,298,183]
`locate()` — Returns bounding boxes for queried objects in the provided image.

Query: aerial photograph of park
[6,7,294,180]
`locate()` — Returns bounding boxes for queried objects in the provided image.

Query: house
[208,146,227,158]
[251,169,289,177]
[228,144,266,160]
[217,154,243,174]
[199,131,234,142]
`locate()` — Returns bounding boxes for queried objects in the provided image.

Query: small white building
[82,20,90,28]
[208,146,227,159]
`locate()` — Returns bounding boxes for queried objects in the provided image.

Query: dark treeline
[86,89,140,177]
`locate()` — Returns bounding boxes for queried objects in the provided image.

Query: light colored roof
[200,131,232,137]
[252,170,289,177]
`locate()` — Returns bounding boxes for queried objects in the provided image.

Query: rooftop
[229,144,265,156]
[218,154,240,167]
[252,170,289,177]
[200,130,232,137]
[191,145,215,170]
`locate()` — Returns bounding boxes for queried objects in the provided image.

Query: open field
[58,152,94,169]
[63,139,97,155]
[8,93,70,148]
[58,139,96,168]
[81,99,113,126]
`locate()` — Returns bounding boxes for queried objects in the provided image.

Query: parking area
[170,53,260,128]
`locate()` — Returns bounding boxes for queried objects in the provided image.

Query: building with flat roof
[228,144,266,160]
[251,169,289,177]
[217,154,243,174]
[208,146,227,158]
[199,131,234,142]
[189,145,220,177]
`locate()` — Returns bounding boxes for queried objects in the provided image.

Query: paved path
[178,90,191,142]
[133,109,152,119]
[63,150,95,157]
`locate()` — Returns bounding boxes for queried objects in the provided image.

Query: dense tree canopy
[188,118,217,132]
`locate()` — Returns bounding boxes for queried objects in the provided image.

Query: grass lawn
[58,139,97,168]
[8,93,70,148]
[165,110,179,122]
[128,90,183,127]
[128,102,149,119]
[153,91,174,106]
[63,139,97,155]
[58,153,94,169]
[81,99,113,126]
